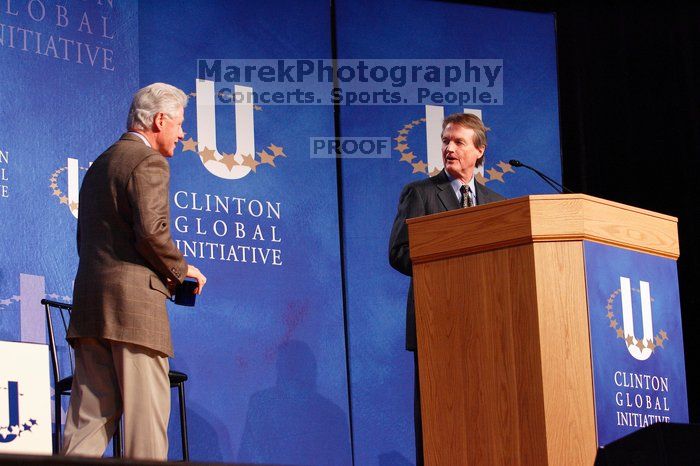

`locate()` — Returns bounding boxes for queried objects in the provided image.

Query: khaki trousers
[61,338,170,461]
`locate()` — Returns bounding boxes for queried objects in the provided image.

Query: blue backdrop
[334,2,560,463]
[0,0,138,455]
[139,1,351,462]
[1,1,560,464]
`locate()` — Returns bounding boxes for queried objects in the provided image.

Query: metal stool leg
[54,392,62,453]
[113,417,123,458]
[177,381,189,461]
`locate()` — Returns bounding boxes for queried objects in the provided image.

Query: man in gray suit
[388,113,504,465]
[63,83,207,460]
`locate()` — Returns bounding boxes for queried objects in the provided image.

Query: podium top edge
[406,193,678,225]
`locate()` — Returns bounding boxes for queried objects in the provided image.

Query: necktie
[460,185,473,208]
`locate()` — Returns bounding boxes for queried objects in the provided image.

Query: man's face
[441,123,485,183]
[154,107,185,157]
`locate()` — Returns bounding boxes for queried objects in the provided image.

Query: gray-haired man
[62,83,206,460]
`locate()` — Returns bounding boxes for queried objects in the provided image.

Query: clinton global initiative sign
[172,191,282,267]
[584,241,688,446]
[0,0,117,71]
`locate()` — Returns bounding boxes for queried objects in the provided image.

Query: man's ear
[152,112,165,132]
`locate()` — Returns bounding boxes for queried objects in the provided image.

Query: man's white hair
[126,83,188,131]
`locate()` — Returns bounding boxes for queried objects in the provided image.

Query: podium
[406,194,681,465]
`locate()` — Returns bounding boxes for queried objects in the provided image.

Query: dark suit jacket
[68,133,188,357]
[388,169,505,351]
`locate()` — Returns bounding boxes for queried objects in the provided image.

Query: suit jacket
[67,133,188,357]
[388,169,505,351]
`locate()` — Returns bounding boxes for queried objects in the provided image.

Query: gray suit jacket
[68,133,188,357]
[388,169,505,351]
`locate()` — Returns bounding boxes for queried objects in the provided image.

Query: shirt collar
[128,131,152,148]
[444,170,477,204]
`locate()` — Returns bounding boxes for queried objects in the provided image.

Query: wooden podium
[406,194,679,466]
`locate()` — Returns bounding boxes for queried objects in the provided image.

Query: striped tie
[460,185,473,208]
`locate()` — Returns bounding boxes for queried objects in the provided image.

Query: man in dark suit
[388,113,504,465]
[63,83,207,460]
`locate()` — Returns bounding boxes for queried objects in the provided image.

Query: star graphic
[405,124,414,129]
[49,182,57,189]
[241,153,260,172]
[616,328,624,338]
[394,135,407,143]
[258,150,276,167]
[254,105,262,111]
[625,335,634,346]
[647,339,656,351]
[429,168,441,177]
[411,160,427,174]
[70,202,78,211]
[606,311,614,319]
[655,336,664,348]
[199,147,217,164]
[399,152,416,163]
[486,168,504,183]
[635,339,646,350]
[10,295,19,301]
[219,153,239,171]
[475,172,487,183]
[59,196,69,205]
[395,143,408,152]
[268,144,286,157]
[0,299,11,306]
[53,189,61,195]
[29,419,37,425]
[497,161,514,173]
[606,304,613,311]
[398,129,409,135]
[411,120,421,125]
[22,423,30,431]
[181,137,198,153]
[609,319,617,328]
[660,329,668,340]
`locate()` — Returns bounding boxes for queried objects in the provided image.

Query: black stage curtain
[557,3,700,422]
[466,1,700,420]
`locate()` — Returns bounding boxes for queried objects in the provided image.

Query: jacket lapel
[435,170,461,211]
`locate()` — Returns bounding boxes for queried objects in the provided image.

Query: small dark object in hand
[172,278,197,306]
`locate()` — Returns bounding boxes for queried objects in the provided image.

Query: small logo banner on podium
[583,241,688,446]
[0,341,52,454]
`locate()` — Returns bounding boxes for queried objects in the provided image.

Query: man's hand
[186,264,207,294]
[166,278,177,295]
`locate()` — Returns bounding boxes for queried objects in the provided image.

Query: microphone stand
[509,160,574,194]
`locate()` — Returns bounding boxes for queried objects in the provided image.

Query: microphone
[508,159,574,194]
